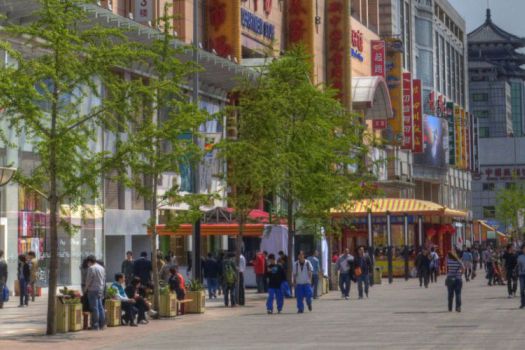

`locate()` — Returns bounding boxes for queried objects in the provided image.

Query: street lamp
[0,167,16,187]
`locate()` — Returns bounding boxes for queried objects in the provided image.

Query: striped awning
[331,198,468,218]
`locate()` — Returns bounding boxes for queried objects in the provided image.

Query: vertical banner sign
[326,0,350,109]
[287,0,315,77]
[447,102,455,165]
[371,40,387,129]
[207,0,241,62]
[135,0,153,22]
[454,105,462,168]
[386,39,404,143]
[412,79,423,153]
[402,72,413,150]
[461,109,468,170]
[465,112,471,170]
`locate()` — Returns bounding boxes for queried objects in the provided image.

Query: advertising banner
[412,79,423,153]
[134,0,153,22]
[385,39,403,143]
[371,40,387,129]
[207,0,241,61]
[413,115,448,168]
[446,102,455,165]
[287,0,315,75]
[326,0,350,108]
[465,112,471,170]
[402,72,413,150]
[455,106,462,169]
[461,110,468,170]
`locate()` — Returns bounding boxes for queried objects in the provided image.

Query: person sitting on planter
[111,273,137,327]
[168,267,186,300]
[125,277,150,324]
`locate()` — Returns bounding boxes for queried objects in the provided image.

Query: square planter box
[68,303,83,332]
[105,299,121,327]
[55,297,69,333]
[159,293,178,317]
[185,291,205,314]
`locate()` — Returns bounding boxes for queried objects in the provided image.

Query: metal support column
[404,214,409,281]
[387,212,393,284]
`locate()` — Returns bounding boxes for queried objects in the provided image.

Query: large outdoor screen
[414,115,448,168]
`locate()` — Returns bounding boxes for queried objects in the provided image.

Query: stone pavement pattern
[0,277,523,350]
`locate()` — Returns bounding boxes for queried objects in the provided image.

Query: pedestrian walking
[27,251,38,302]
[222,253,238,307]
[517,244,525,309]
[292,251,313,313]
[133,252,152,286]
[503,244,518,298]
[472,247,479,278]
[429,247,440,283]
[355,247,372,299]
[307,250,320,299]
[416,248,431,288]
[85,255,106,330]
[121,251,134,285]
[484,247,494,286]
[253,251,266,293]
[17,254,30,307]
[336,248,354,300]
[265,254,286,314]
[0,250,8,309]
[445,250,464,313]
[238,253,246,306]
[462,248,473,282]
[203,253,220,299]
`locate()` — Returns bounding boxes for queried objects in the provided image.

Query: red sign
[351,30,363,52]
[437,95,444,117]
[371,40,385,78]
[428,91,435,114]
[263,0,272,15]
[412,79,423,153]
[373,119,387,129]
[326,0,348,104]
[402,72,413,150]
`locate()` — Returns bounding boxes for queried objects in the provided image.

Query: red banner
[326,0,350,105]
[402,72,413,149]
[371,40,385,78]
[412,79,423,153]
[373,119,387,129]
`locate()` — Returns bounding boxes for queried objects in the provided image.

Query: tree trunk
[46,96,58,335]
[286,197,294,284]
[150,173,160,316]
[235,214,244,305]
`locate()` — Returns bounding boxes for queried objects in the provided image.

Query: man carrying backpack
[222,252,238,307]
[292,251,313,313]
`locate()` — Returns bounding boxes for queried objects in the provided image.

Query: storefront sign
[134,0,153,22]
[385,39,403,142]
[454,105,462,168]
[287,0,314,74]
[241,8,275,40]
[351,30,364,62]
[402,72,413,150]
[326,0,350,106]
[263,0,272,15]
[483,166,525,180]
[207,0,241,61]
[412,79,423,153]
[447,102,455,165]
[373,119,387,129]
[371,40,385,78]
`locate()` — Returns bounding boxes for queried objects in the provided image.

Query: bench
[176,299,193,315]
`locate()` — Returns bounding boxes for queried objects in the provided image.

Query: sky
[448,0,525,35]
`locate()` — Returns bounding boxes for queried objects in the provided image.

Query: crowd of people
[0,250,39,309]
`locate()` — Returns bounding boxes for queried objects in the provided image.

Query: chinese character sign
[371,40,385,78]
[207,0,241,61]
[402,72,413,150]
[386,40,403,141]
[326,0,350,106]
[447,102,455,165]
[454,105,462,168]
[135,0,153,22]
[287,0,314,63]
[412,79,423,153]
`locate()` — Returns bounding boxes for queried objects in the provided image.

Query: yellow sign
[386,39,403,142]
[207,0,241,62]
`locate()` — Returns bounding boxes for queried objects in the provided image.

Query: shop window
[482,183,495,191]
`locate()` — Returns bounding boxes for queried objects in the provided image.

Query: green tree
[0,0,143,335]
[496,182,525,240]
[222,48,370,282]
[114,3,208,314]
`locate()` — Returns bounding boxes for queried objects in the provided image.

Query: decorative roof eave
[468,9,525,47]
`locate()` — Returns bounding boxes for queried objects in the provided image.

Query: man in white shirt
[238,253,246,306]
[292,251,313,313]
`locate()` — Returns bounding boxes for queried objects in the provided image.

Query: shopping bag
[2,286,9,302]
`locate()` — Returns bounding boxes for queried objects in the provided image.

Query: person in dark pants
[265,254,286,314]
[222,253,237,307]
[503,244,518,298]
[307,250,320,299]
[355,247,372,298]
[121,251,134,286]
[416,248,431,288]
[0,250,8,309]
[203,253,219,299]
[446,251,464,312]
[125,277,150,324]
[336,248,354,300]
[111,273,137,326]
[17,254,30,307]
[484,247,494,286]
[133,252,152,286]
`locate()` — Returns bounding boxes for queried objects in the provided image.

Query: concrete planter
[105,299,121,327]
[159,293,178,317]
[185,291,205,314]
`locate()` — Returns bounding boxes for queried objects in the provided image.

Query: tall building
[468,8,525,226]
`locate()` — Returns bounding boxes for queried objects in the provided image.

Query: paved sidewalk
[1,277,523,349]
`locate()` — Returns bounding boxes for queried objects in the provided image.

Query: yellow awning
[332,198,468,218]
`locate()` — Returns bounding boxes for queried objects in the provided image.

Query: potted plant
[105,286,121,327]
[185,279,205,314]
[159,285,177,317]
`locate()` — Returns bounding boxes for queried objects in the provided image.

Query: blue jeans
[19,278,28,306]
[311,274,319,299]
[266,288,284,312]
[87,290,105,329]
[519,275,525,307]
[339,272,351,297]
[447,278,463,311]
[206,277,218,298]
[358,274,369,298]
[295,284,312,312]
